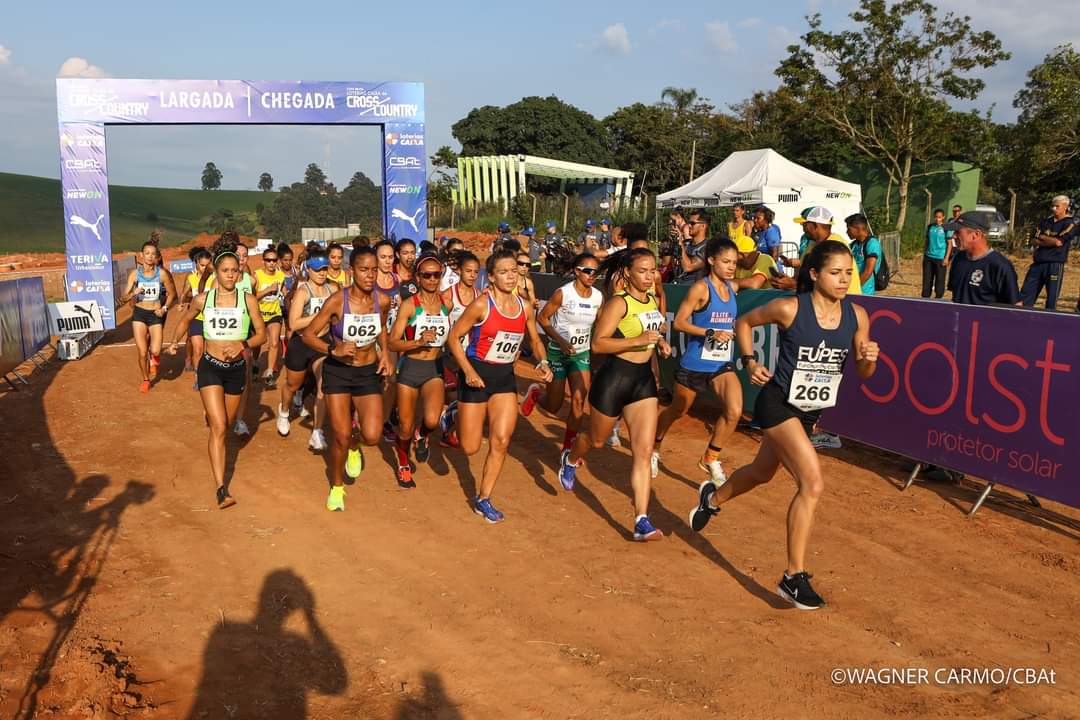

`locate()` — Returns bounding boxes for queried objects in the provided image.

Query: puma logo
[391,207,423,234]
[69,213,106,240]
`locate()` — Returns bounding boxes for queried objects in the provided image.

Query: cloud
[705,21,737,52]
[57,57,108,78]
[738,17,761,28]
[598,23,631,56]
[0,46,11,65]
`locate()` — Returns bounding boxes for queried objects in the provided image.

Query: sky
[1,0,1076,191]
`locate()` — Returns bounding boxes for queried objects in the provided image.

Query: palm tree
[660,87,700,115]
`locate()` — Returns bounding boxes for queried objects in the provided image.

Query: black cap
[944,211,989,234]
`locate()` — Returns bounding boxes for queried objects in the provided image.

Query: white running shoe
[298,404,311,419]
[810,431,842,450]
[308,428,327,451]
[233,419,251,436]
[276,404,291,437]
[650,451,660,479]
[606,422,622,448]
[698,458,728,486]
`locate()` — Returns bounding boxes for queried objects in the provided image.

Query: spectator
[1020,195,1077,311]
[521,226,544,272]
[577,219,599,253]
[846,213,882,295]
[733,235,777,290]
[662,208,685,280]
[674,209,710,284]
[542,220,564,273]
[752,206,782,263]
[491,221,513,253]
[772,207,861,295]
[948,204,962,251]
[440,238,464,291]
[727,202,754,245]
[597,219,613,250]
[947,211,1020,306]
[922,208,951,298]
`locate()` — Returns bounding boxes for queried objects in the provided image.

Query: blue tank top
[136,265,165,304]
[771,293,858,407]
[681,279,737,373]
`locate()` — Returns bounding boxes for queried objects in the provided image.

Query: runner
[439,250,481,441]
[301,246,393,512]
[121,241,177,393]
[387,251,452,488]
[521,253,602,454]
[557,247,672,541]
[688,239,879,610]
[254,247,287,388]
[166,235,266,509]
[374,239,403,442]
[396,239,419,298]
[275,249,339,450]
[653,238,742,484]
[326,242,350,287]
[446,247,552,523]
[515,251,539,308]
[180,247,212,375]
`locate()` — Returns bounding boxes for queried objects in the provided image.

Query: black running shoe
[216,485,236,510]
[688,480,719,532]
[777,572,826,610]
[414,429,430,463]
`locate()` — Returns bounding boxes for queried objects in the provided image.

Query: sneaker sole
[777,585,824,611]
[472,507,500,524]
[633,530,663,541]
[688,480,718,532]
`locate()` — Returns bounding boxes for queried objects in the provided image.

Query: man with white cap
[771,206,861,295]
[1020,195,1076,310]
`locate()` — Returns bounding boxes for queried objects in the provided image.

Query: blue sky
[1,0,1075,190]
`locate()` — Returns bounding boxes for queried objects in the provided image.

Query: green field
[0,172,274,253]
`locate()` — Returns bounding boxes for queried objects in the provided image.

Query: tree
[201,162,222,191]
[304,163,328,190]
[776,0,1009,230]
[660,87,700,115]
[1012,45,1080,200]
[258,172,274,191]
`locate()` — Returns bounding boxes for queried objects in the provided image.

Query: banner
[17,277,51,358]
[819,296,1079,509]
[48,301,105,335]
[0,280,22,376]
[169,259,194,274]
[56,79,428,328]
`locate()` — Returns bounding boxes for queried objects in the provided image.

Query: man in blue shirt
[922,208,952,298]
[845,213,882,295]
[1020,195,1077,310]
[752,206,782,262]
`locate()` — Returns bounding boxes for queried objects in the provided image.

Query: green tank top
[203,287,252,342]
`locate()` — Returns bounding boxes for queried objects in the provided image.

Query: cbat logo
[65,158,103,172]
[389,156,421,168]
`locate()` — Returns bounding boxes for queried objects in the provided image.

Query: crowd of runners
[121,208,881,611]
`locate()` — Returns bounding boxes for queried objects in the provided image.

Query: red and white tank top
[466,291,527,365]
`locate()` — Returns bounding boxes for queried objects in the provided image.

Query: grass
[0,172,274,253]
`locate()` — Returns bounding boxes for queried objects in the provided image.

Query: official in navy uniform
[947,212,1020,307]
[1020,195,1077,311]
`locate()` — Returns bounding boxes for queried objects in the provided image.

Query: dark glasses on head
[576,266,598,275]
[418,271,441,279]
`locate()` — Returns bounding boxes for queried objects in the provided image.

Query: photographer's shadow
[187,569,347,719]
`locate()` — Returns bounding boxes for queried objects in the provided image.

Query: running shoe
[263,371,277,389]
[777,571,826,610]
[216,485,236,510]
[382,421,397,444]
[276,404,291,437]
[139,380,151,394]
[299,405,311,419]
[633,515,663,541]
[233,419,250,436]
[558,449,578,492]
[520,382,542,417]
[606,424,622,448]
[438,401,458,436]
[688,480,719,532]
[345,447,364,478]
[650,451,660,479]
[292,391,304,410]
[439,429,460,449]
[326,485,346,512]
[396,464,416,489]
[810,431,842,450]
[473,496,504,523]
[308,428,327,451]
[414,429,431,463]
[698,458,728,486]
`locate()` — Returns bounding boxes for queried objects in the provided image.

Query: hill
[0,172,274,253]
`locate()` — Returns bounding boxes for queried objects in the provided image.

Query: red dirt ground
[0,304,1077,719]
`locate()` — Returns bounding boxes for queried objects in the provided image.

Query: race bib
[701,334,733,363]
[640,310,664,333]
[449,307,468,349]
[343,313,381,347]
[564,325,591,353]
[137,282,160,302]
[308,295,327,315]
[204,306,244,341]
[787,369,842,412]
[415,313,450,348]
[485,330,523,364]
[386,305,399,332]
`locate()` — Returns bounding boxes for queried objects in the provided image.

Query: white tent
[657,149,863,254]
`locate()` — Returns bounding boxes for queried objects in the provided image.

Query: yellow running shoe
[345,447,363,478]
[326,485,346,512]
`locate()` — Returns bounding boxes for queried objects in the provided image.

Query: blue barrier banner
[383,122,427,242]
[170,259,194,274]
[0,280,22,376]
[16,277,50,358]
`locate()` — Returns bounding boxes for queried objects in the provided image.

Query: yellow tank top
[189,272,215,321]
[327,267,348,285]
[615,291,664,350]
[728,220,751,242]
[255,268,286,318]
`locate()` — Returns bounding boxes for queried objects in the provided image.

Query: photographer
[673,209,710,284]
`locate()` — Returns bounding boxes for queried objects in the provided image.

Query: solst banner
[820,296,1079,508]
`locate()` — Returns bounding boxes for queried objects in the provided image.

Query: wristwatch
[326,336,336,355]
[740,354,755,365]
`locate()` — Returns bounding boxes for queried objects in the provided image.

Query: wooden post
[529,193,537,226]
[561,193,570,231]
[688,139,697,183]
[1008,188,1019,252]
[924,188,932,226]
[451,199,456,229]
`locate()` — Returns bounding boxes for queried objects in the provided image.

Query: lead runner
[687,239,878,610]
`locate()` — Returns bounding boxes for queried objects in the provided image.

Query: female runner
[387,251,452,488]
[166,235,266,508]
[446,248,552,523]
[326,242,351,287]
[254,247,287,387]
[276,249,338,450]
[180,246,212,374]
[122,241,176,393]
[558,248,671,541]
[687,240,879,610]
[374,239,403,442]
[437,250,481,446]
[653,238,742,483]
[301,246,393,512]
[521,253,602,453]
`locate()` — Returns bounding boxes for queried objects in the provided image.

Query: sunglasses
[575,266,598,275]
[418,271,441,280]
[264,256,278,262]
[517,261,531,267]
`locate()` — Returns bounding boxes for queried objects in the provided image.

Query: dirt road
[0,309,1077,719]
